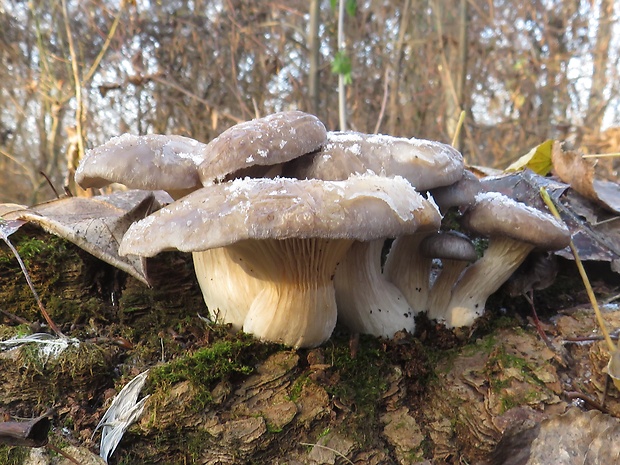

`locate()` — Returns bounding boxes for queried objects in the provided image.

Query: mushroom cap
[429,169,482,212]
[119,174,441,257]
[420,230,477,262]
[286,131,464,190]
[76,134,206,192]
[197,111,327,185]
[461,192,570,250]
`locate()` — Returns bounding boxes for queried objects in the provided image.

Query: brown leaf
[552,142,620,214]
[1,191,171,285]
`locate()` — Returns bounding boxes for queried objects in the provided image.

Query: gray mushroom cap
[76,134,206,193]
[197,111,327,185]
[119,174,441,256]
[287,131,464,190]
[420,231,477,262]
[430,170,483,213]
[461,192,570,250]
[76,111,327,197]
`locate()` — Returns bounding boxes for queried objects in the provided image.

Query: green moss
[325,336,389,412]
[2,234,69,268]
[484,344,549,414]
[0,340,117,408]
[0,445,28,465]
[149,333,277,409]
[322,335,390,443]
[288,373,310,402]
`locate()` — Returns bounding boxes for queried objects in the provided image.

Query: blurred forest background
[1,0,620,204]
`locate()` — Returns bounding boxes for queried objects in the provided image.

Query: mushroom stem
[384,232,434,313]
[426,259,470,321]
[335,240,415,338]
[233,238,353,348]
[441,238,534,327]
[192,248,264,329]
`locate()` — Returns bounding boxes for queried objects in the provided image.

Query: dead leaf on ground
[0,190,172,285]
[552,142,620,214]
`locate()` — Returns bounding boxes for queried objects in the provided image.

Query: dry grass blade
[451,110,466,148]
[539,187,620,387]
[582,153,620,158]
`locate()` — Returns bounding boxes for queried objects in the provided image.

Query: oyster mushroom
[287,131,464,190]
[75,134,207,200]
[439,192,571,328]
[119,174,440,348]
[429,169,483,214]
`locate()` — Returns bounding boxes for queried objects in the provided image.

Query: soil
[1,225,619,464]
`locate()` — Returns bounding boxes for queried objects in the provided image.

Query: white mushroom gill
[426,259,471,321]
[234,237,354,348]
[335,240,414,338]
[383,232,434,314]
[192,248,265,330]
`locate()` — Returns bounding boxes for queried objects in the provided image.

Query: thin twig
[564,391,610,414]
[47,443,81,465]
[39,171,61,199]
[337,0,347,131]
[451,110,466,147]
[1,236,64,337]
[373,67,390,134]
[582,153,620,158]
[81,1,125,86]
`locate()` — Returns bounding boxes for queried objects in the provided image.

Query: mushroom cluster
[76,111,570,347]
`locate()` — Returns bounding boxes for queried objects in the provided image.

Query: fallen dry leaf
[552,142,620,214]
[1,190,172,285]
[481,170,620,273]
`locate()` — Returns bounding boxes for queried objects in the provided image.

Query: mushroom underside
[335,240,415,338]
[439,238,535,328]
[192,248,265,329]
[384,233,434,314]
[230,237,354,348]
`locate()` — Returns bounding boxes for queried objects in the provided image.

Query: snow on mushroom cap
[197,111,327,185]
[76,134,206,191]
[119,174,441,257]
[462,191,571,249]
[294,131,464,191]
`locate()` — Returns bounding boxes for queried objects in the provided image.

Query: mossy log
[1,227,619,464]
